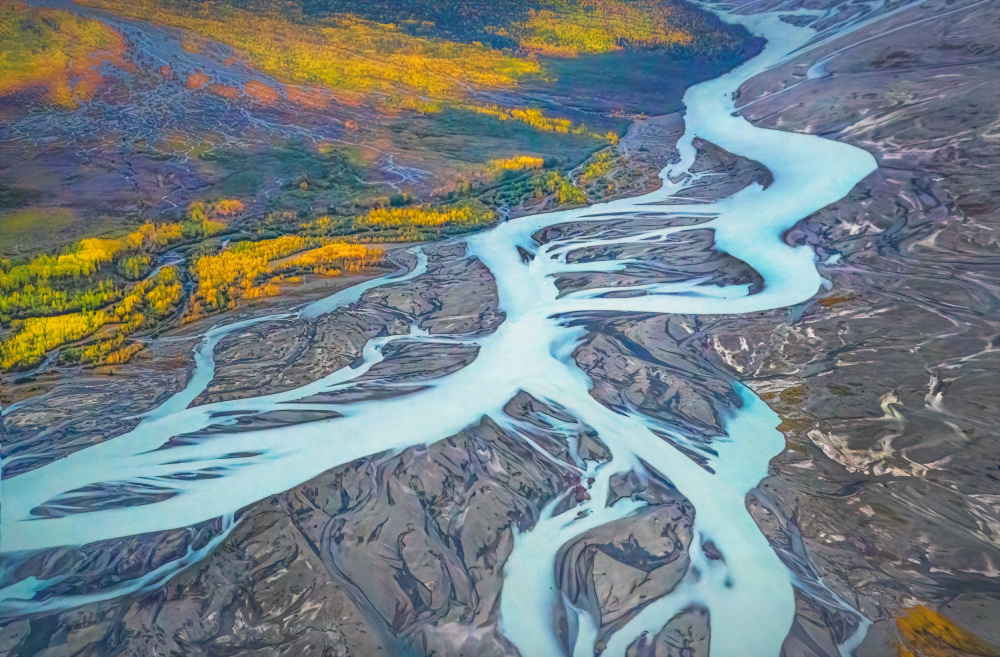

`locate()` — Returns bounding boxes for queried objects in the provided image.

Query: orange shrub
[894,605,1000,657]
[208,83,240,99]
[185,71,210,89]
[213,199,245,216]
[245,80,280,104]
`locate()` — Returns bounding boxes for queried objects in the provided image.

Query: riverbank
[1,5,852,652]
[2,1,997,655]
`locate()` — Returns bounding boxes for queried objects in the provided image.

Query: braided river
[2,5,884,654]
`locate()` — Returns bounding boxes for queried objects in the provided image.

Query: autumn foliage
[1,267,183,370]
[475,105,586,134]
[489,156,545,175]
[274,242,383,276]
[213,199,246,216]
[77,0,541,105]
[530,171,587,205]
[580,149,615,183]
[0,0,128,107]
[185,70,210,89]
[360,204,495,231]
[208,83,240,99]
[0,208,227,322]
[191,236,382,310]
[894,605,1000,657]
[511,0,692,56]
[0,198,238,370]
[193,235,308,308]
[244,80,280,104]
[1,311,106,371]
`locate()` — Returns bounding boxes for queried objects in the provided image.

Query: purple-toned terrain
[1,0,998,655]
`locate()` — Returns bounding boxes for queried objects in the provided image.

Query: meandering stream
[2,5,880,655]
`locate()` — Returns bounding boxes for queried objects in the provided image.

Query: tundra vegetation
[0,0,128,107]
[0,0,757,371]
[0,196,505,371]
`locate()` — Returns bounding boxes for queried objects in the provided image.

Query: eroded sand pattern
[2,1,997,655]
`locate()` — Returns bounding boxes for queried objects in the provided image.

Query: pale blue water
[2,5,882,655]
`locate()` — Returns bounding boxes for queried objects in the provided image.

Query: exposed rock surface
[625,606,710,657]
[2,1,998,655]
[558,474,694,651]
[704,0,1000,652]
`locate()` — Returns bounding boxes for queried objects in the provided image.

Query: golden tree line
[190,236,385,312]
[1,266,183,370]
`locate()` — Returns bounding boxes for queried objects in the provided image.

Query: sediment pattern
[1,1,997,656]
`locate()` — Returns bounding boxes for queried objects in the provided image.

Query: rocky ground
[2,0,998,655]
[708,0,1000,652]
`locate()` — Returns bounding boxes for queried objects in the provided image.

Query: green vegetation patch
[0,207,76,255]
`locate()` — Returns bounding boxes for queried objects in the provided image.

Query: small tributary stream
[2,5,884,655]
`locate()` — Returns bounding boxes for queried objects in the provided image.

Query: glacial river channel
[2,4,885,655]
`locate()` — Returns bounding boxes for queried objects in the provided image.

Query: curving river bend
[2,5,883,655]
